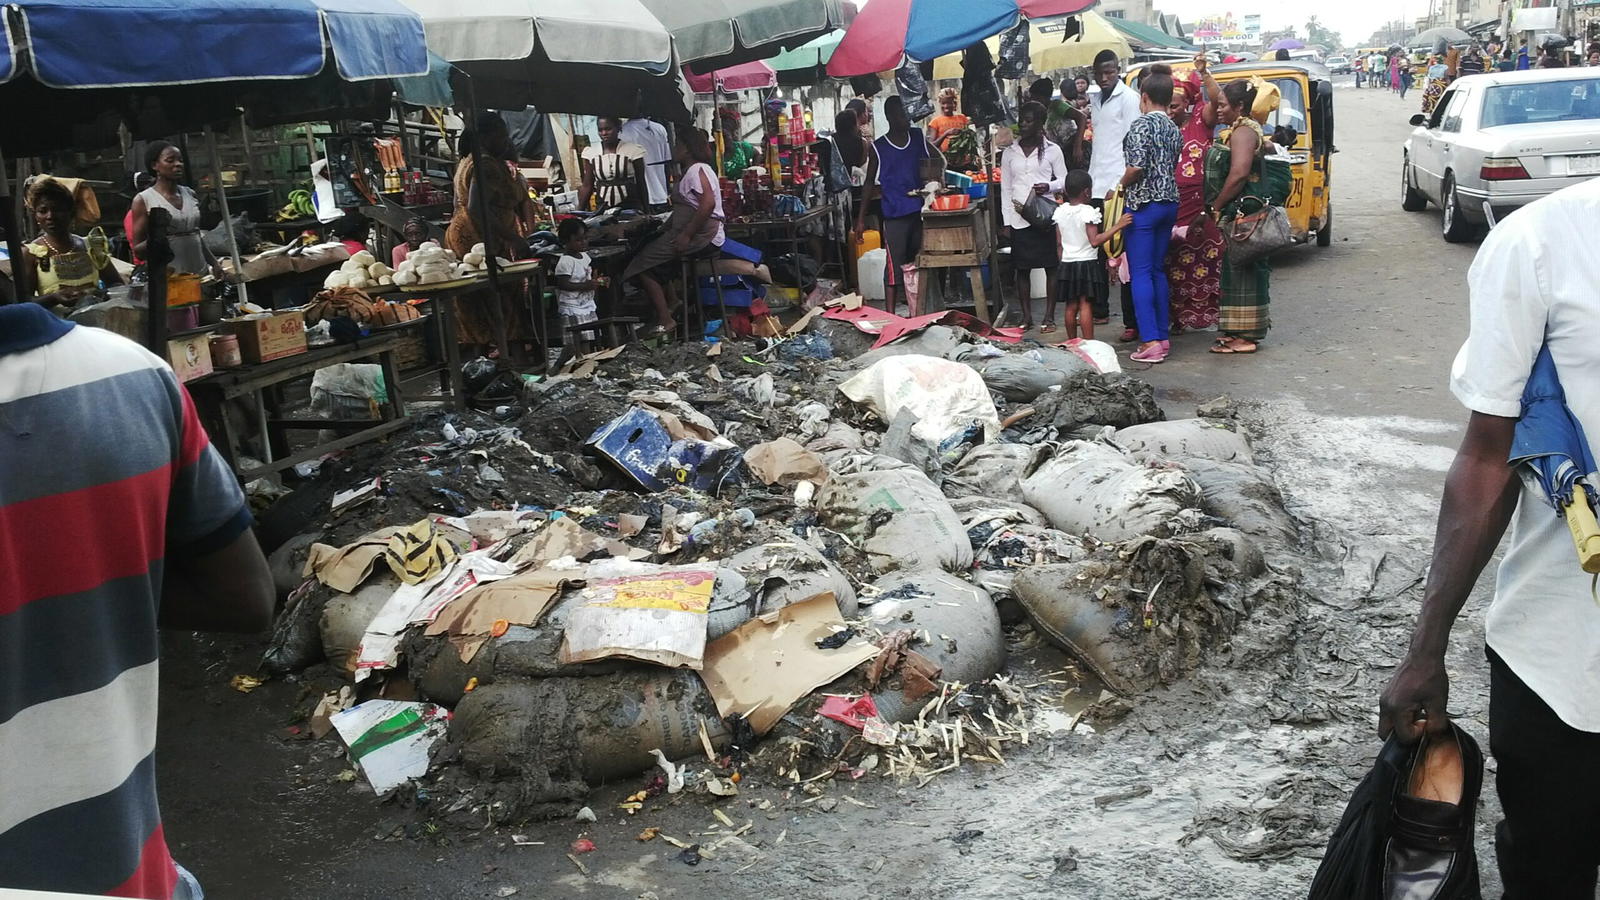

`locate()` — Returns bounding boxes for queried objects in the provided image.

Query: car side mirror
[1409,114,1427,126]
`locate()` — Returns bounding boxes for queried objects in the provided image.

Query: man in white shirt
[1381,177,1600,896]
[1086,49,1140,322]
[620,117,671,209]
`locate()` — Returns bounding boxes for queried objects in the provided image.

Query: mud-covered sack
[818,455,972,574]
[1182,457,1298,547]
[1115,418,1254,464]
[1012,532,1258,694]
[860,570,1005,722]
[950,494,1050,531]
[725,540,858,618]
[1022,441,1201,542]
[971,523,1089,600]
[839,354,1001,444]
[451,669,725,813]
[942,442,1045,500]
[977,355,1062,402]
[321,574,401,675]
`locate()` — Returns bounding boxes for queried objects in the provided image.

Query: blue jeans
[1127,200,1177,342]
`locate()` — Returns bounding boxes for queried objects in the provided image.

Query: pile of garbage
[257,296,1304,820]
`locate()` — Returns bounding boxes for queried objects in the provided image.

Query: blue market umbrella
[1509,343,1600,574]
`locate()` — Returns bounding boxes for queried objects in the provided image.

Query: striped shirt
[0,304,250,897]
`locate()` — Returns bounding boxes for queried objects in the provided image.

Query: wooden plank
[208,334,402,398]
[917,252,983,268]
[235,418,412,481]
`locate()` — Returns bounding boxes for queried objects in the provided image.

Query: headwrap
[1177,72,1202,105]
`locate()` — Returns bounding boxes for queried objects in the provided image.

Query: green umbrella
[770,29,843,71]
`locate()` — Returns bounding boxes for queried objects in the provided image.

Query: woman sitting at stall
[1206,80,1272,356]
[579,117,647,212]
[392,216,428,268]
[622,127,724,335]
[1165,55,1224,334]
[129,142,221,277]
[24,178,122,310]
[446,112,534,364]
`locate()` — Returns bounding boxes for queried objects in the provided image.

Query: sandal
[1209,338,1258,354]
[1118,328,1138,343]
[1039,322,1057,334]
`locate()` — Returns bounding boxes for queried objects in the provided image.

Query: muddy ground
[155,83,1507,898]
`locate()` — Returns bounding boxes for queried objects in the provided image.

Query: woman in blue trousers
[1116,65,1183,364]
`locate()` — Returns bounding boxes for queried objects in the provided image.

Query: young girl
[1049,170,1130,340]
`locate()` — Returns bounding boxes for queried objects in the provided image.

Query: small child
[392,216,428,269]
[554,218,605,355]
[1049,170,1131,340]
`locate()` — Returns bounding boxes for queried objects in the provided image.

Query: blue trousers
[1127,201,1177,342]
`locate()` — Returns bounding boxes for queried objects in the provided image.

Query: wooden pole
[205,126,250,307]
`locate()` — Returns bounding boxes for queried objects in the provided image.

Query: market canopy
[0,0,428,86]
[686,61,778,93]
[399,0,695,120]
[1109,17,1196,51]
[930,12,1132,80]
[827,0,1099,76]
[640,0,849,72]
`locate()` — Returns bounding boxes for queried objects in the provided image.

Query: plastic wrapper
[996,21,1032,81]
[895,59,934,122]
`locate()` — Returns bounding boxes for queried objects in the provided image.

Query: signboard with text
[1193,12,1258,44]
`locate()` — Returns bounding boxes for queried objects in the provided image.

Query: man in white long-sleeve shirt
[1086,49,1141,321]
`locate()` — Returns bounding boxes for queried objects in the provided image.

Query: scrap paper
[742,437,828,486]
[425,567,579,662]
[302,526,404,593]
[697,592,878,734]
[330,700,449,794]
[559,562,717,668]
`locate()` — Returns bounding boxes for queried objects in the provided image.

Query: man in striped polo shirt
[0,302,274,897]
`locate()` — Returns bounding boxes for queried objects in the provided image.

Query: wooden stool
[568,316,640,351]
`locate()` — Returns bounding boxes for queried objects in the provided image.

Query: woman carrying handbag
[1204,79,1289,356]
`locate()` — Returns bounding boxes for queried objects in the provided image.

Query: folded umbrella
[1509,343,1600,575]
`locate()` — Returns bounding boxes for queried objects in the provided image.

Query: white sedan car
[1401,68,1600,241]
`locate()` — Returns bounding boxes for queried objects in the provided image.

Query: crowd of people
[1355,38,1600,108]
[983,51,1279,364]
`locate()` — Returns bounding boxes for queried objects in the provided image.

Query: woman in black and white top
[999,101,1067,330]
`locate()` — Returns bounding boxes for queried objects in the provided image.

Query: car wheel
[1441,173,1472,243]
[1401,157,1428,212]
[1317,205,1333,247]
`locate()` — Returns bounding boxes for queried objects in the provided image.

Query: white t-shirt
[1087,81,1143,197]
[553,251,598,320]
[1449,176,1600,731]
[1051,202,1103,262]
[620,119,671,206]
[677,162,725,247]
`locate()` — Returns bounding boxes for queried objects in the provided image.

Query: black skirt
[1009,223,1058,271]
[1055,258,1107,300]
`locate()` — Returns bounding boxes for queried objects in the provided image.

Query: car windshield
[1481,78,1600,127]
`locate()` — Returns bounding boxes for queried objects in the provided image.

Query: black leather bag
[1308,722,1483,900]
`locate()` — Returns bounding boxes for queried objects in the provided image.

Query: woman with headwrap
[926,88,970,151]
[1420,53,1452,114]
[1164,55,1225,332]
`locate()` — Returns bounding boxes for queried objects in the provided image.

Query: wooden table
[918,197,995,322]
[725,205,839,293]
[189,334,408,482]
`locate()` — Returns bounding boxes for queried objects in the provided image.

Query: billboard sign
[1193,13,1255,44]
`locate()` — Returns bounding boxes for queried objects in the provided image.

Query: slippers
[1209,339,1258,354]
[1039,322,1057,334]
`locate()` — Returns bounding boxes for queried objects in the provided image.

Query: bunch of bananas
[274,188,317,222]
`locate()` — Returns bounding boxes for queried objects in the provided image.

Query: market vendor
[446,112,535,364]
[23,178,122,309]
[864,96,944,316]
[579,117,647,212]
[129,142,222,277]
[391,216,428,268]
[622,127,724,335]
[926,88,970,151]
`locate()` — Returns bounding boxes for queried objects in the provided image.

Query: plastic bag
[1021,441,1201,542]
[996,21,1032,80]
[960,42,1011,127]
[895,59,934,122]
[310,362,387,419]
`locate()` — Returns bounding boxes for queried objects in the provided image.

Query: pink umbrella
[826,0,1099,77]
[685,60,777,93]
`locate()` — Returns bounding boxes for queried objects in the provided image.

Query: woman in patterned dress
[1165,54,1224,332]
